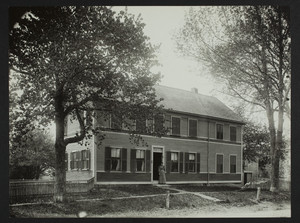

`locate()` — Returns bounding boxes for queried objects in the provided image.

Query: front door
[153,152,162,181]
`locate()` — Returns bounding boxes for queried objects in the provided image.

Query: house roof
[154,85,244,124]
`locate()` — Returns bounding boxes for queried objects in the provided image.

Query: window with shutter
[130,149,136,173]
[171,152,179,172]
[216,124,223,139]
[154,114,164,133]
[230,126,237,142]
[189,119,197,137]
[171,117,181,135]
[230,155,237,173]
[136,149,145,172]
[216,154,223,173]
[188,153,196,172]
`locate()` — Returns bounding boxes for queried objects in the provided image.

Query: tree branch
[64,108,86,145]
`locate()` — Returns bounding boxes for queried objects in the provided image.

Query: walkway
[155,184,221,202]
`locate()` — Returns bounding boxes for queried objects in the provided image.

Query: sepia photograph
[8,4,291,218]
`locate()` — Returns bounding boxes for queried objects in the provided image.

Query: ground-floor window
[70,150,90,170]
[230,155,237,173]
[105,147,127,172]
[111,148,121,171]
[171,152,179,172]
[216,154,223,173]
[136,149,145,172]
[188,153,196,172]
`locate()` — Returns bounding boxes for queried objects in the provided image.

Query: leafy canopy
[9,6,165,143]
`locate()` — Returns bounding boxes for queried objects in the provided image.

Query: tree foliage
[9,6,165,201]
[175,6,290,191]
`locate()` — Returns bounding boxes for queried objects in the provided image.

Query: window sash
[189,120,197,137]
[230,156,237,173]
[216,154,223,173]
[216,124,223,139]
[154,115,164,132]
[171,152,179,172]
[136,118,147,133]
[230,126,237,141]
[171,117,180,135]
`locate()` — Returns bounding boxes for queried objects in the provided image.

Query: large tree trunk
[53,93,66,202]
[266,106,279,192]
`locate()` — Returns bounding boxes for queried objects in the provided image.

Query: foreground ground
[9,184,291,218]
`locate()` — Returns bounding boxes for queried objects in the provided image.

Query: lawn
[9,184,291,218]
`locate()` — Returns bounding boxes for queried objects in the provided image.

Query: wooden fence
[9,178,94,203]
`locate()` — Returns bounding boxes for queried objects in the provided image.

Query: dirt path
[91,201,291,218]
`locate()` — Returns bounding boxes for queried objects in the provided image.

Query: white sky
[114,6,217,96]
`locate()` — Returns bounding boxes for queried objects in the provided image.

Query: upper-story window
[216,124,223,140]
[136,118,147,133]
[111,114,122,130]
[171,117,181,135]
[189,119,197,137]
[230,126,237,142]
[154,114,164,133]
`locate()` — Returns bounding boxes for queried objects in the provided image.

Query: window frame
[216,153,224,174]
[154,114,164,133]
[188,152,196,173]
[170,151,179,173]
[230,125,237,142]
[81,150,90,170]
[136,149,146,172]
[171,116,181,136]
[188,118,198,137]
[110,147,122,171]
[229,154,237,173]
[216,123,224,140]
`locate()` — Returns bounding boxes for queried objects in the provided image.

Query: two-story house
[65,85,245,185]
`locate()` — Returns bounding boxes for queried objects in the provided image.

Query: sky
[113,6,217,96]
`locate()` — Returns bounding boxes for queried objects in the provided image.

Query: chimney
[191,87,198,94]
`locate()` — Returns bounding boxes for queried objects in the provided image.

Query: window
[230,155,237,173]
[172,117,180,135]
[111,114,122,130]
[136,150,145,172]
[81,150,90,169]
[111,148,121,171]
[136,118,147,133]
[189,119,197,137]
[188,153,196,172]
[216,124,223,139]
[216,154,223,173]
[70,151,81,170]
[230,126,237,141]
[154,114,164,133]
[171,152,179,172]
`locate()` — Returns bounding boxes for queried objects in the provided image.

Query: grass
[9,184,290,218]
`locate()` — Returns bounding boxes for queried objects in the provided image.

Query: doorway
[153,152,162,181]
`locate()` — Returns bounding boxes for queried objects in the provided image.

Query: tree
[9,6,165,202]
[9,126,55,179]
[175,6,290,191]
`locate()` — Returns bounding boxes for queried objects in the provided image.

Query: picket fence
[9,178,94,203]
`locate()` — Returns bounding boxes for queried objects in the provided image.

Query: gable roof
[154,85,244,124]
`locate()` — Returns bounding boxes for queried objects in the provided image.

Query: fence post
[256,187,261,201]
[166,190,170,209]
